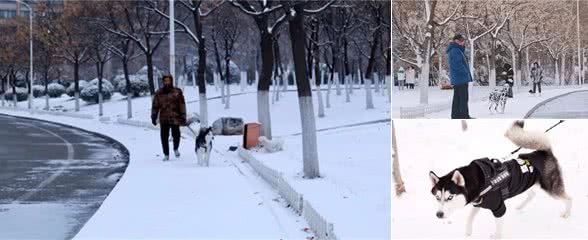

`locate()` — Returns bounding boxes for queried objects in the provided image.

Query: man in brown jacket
[152,75,187,161]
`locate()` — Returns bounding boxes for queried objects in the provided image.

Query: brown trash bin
[243,123,261,149]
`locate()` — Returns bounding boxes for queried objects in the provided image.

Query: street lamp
[15,0,33,109]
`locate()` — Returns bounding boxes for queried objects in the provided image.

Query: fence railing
[303,200,338,240]
[238,147,337,240]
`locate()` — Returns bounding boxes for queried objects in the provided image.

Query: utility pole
[169,0,176,85]
[577,0,582,85]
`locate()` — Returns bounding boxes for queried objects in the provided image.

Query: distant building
[0,0,64,20]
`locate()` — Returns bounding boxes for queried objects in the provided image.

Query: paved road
[0,114,128,240]
[525,90,588,118]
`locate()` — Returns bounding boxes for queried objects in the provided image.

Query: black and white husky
[195,127,214,167]
[429,121,571,238]
[488,84,510,114]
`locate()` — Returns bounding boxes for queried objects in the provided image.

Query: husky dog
[488,84,510,113]
[429,121,571,238]
[195,127,214,167]
[258,136,284,153]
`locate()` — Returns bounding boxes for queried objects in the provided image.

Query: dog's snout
[436,211,444,219]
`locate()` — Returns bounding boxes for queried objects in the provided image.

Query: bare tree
[104,1,169,95]
[282,0,334,179]
[392,121,406,196]
[53,2,92,111]
[229,0,288,139]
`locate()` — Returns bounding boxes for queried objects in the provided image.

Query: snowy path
[0,114,127,240]
[0,109,310,239]
[526,90,588,118]
[392,120,588,238]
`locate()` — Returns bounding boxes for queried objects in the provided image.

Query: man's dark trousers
[451,83,469,119]
[160,124,181,156]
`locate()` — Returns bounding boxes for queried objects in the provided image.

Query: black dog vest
[472,158,539,217]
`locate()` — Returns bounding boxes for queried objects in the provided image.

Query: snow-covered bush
[220,61,241,84]
[136,65,164,87]
[66,80,88,97]
[32,85,45,98]
[88,78,115,92]
[117,77,150,97]
[80,84,113,103]
[47,83,66,98]
[4,87,28,101]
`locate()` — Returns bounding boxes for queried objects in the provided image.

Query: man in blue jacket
[447,34,473,119]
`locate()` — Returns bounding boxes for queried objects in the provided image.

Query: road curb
[524,90,588,118]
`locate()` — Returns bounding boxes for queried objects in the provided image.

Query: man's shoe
[174,150,180,158]
[163,155,169,161]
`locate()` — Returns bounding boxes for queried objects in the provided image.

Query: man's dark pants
[451,83,470,119]
[160,124,181,156]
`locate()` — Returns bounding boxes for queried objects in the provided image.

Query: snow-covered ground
[0,83,391,239]
[392,120,588,238]
[392,85,587,119]
[252,122,391,239]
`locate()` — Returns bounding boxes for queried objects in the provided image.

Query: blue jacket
[446,42,472,86]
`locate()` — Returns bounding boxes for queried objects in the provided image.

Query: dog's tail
[505,121,551,151]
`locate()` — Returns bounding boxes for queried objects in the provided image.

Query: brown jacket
[151,87,187,126]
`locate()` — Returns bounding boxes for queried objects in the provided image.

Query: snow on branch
[303,0,336,14]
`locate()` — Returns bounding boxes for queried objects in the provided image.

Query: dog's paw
[561,211,571,218]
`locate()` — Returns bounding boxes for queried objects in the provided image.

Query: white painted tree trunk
[345,74,351,103]
[1,93,4,107]
[335,72,341,96]
[326,78,331,108]
[562,52,567,85]
[314,70,325,118]
[99,93,103,116]
[127,92,132,119]
[44,94,49,110]
[13,94,17,107]
[75,91,80,112]
[255,71,259,86]
[392,121,406,196]
[374,72,380,93]
[298,96,320,178]
[386,75,391,102]
[199,93,208,127]
[257,90,272,139]
[192,71,196,89]
[220,74,225,104]
[362,69,374,109]
[525,48,530,84]
[555,58,560,85]
[316,84,325,117]
[240,71,246,92]
[214,73,219,91]
[225,83,230,109]
[417,47,429,104]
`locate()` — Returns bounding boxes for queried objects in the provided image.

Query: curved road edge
[524,90,588,118]
[0,112,130,237]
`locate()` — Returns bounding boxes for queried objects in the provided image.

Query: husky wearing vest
[428,121,571,239]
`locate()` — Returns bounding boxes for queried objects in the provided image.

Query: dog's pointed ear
[452,170,465,187]
[429,171,439,186]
